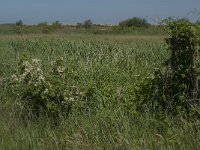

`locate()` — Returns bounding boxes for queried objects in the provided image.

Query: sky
[0,0,200,24]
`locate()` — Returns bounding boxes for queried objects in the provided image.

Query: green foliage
[4,38,166,119]
[83,19,93,29]
[75,19,93,29]
[0,20,166,35]
[136,18,200,117]
[37,22,48,27]
[10,57,89,119]
[119,17,150,28]
[197,20,200,24]
[15,20,24,35]
[16,20,24,26]
[52,20,62,29]
[0,34,199,149]
[76,22,83,29]
[37,22,50,34]
[111,25,165,35]
[135,69,166,115]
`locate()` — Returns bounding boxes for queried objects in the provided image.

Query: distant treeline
[1,17,197,35]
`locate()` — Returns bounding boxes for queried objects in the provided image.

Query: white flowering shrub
[11,57,85,118]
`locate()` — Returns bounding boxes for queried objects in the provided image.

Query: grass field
[0,34,200,149]
[0,33,165,43]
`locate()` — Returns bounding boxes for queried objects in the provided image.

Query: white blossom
[57,66,65,74]
[44,88,49,94]
[11,74,18,82]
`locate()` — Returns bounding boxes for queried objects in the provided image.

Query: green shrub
[16,20,24,26]
[52,21,62,29]
[119,17,150,28]
[76,22,83,29]
[37,22,51,34]
[83,19,93,29]
[10,57,88,119]
[136,18,200,118]
[37,22,48,27]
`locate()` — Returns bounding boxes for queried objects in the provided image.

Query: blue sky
[0,0,200,24]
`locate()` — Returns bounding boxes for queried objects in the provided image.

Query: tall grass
[0,36,199,149]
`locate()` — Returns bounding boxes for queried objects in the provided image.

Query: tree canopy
[119,17,150,28]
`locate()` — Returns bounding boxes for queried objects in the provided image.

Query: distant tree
[38,22,48,27]
[76,22,83,29]
[16,20,24,26]
[196,20,200,24]
[83,19,93,29]
[37,22,51,34]
[119,17,150,28]
[52,20,62,28]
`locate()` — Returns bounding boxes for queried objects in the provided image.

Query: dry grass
[0,33,165,43]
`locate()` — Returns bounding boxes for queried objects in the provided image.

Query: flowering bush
[11,57,85,118]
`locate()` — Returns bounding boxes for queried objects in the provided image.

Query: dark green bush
[83,19,93,29]
[119,17,150,28]
[16,20,24,26]
[136,18,200,118]
[52,21,62,29]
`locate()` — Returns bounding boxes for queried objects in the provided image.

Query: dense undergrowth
[0,20,200,149]
[136,19,200,119]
